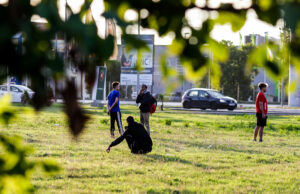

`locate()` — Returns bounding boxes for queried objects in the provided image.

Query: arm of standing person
[259,101,266,119]
[106,130,128,153]
[136,94,142,104]
[136,88,145,103]
[108,97,119,112]
[107,100,110,113]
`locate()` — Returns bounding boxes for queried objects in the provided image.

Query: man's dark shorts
[256,113,267,127]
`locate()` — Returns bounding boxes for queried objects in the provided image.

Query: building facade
[244,34,284,103]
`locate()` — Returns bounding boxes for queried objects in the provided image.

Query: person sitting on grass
[106,116,152,154]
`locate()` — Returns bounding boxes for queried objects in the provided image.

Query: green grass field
[3,104,300,193]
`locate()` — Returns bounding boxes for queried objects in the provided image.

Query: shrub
[266,124,277,131]
[183,121,190,128]
[281,125,300,132]
[164,119,172,126]
[100,119,109,125]
[195,122,204,128]
[247,121,257,128]
[21,91,31,105]
[46,86,54,106]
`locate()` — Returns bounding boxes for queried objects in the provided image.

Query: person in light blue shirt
[107,81,123,137]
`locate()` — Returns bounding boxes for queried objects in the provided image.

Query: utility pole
[6,67,10,94]
[208,50,212,89]
[264,32,268,84]
[237,83,240,102]
[137,12,141,94]
[64,0,68,62]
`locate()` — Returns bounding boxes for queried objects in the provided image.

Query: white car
[131,91,137,99]
[0,85,34,102]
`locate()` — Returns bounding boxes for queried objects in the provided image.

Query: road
[167,107,300,115]
[65,100,300,116]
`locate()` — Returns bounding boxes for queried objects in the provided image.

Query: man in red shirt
[254,82,268,142]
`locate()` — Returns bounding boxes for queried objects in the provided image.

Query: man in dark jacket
[136,84,156,135]
[106,116,152,154]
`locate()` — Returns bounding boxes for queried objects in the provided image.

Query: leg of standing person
[116,111,124,135]
[140,111,145,127]
[253,125,259,141]
[143,112,150,135]
[259,127,264,142]
[110,112,116,138]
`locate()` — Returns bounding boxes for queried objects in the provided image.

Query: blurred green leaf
[247,44,282,79]
[40,160,60,175]
[282,3,300,33]
[0,95,14,125]
[207,39,229,62]
[258,0,272,11]
[0,134,60,193]
[213,11,246,32]
[254,0,281,26]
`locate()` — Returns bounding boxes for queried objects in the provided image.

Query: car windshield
[208,91,225,98]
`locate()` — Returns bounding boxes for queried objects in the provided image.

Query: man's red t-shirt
[256,92,268,114]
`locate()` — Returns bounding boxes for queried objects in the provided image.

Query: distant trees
[219,41,256,101]
[196,41,257,101]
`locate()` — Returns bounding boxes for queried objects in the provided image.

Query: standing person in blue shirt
[107,82,124,137]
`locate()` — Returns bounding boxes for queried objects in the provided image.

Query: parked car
[0,85,34,102]
[131,91,137,99]
[182,88,237,110]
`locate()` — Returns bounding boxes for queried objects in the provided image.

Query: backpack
[150,96,157,115]
[150,103,156,115]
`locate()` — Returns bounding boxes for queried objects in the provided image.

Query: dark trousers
[110,112,124,135]
[126,135,152,154]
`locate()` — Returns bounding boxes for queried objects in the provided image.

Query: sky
[0,0,283,45]
[88,0,283,45]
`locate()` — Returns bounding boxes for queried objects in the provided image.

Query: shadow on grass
[157,137,267,155]
[146,154,209,169]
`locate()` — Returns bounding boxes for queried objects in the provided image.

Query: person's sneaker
[253,139,257,142]
[259,140,263,143]
[110,132,115,138]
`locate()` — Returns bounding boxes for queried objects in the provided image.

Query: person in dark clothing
[136,84,156,135]
[106,116,153,154]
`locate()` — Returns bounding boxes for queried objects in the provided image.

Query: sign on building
[120,35,154,87]
[92,66,107,104]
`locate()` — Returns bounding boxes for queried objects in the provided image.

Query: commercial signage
[120,35,154,86]
[92,66,107,101]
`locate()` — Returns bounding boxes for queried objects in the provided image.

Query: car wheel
[183,102,191,109]
[210,102,217,110]
[228,108,234,111]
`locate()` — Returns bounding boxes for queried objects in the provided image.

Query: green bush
[247,121,257,128]
[195,122,204,128]
[183,121,190,128]
[100,118,109,125]
[280,124,300,132]
[46,86,54,106]
[21,91,31,105]
[164,119,172,126]
[266,124,278,131]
